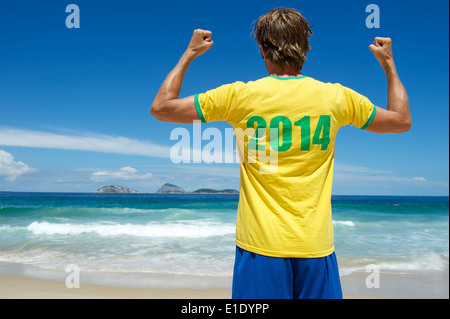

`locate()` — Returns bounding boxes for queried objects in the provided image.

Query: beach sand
[0,275,368,299]
[0,275,231,299]
[1,270,448,299]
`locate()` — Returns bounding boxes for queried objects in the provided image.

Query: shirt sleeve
[194,82,242,123]
[338,85,377,129]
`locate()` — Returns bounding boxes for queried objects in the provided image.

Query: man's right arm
[365,37,411,133]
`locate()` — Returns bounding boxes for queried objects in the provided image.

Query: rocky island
[94,183,239,194]
[191,188,239,194]
[95,185,139,194]
[156,183,187,194]
[156,183,239,194]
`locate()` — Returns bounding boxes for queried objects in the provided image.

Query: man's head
[253,8,313,72]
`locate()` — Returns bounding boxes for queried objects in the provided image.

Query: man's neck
[269,72,303,77]
[266,61,301,78]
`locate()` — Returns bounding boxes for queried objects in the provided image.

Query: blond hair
[253,8,313,71]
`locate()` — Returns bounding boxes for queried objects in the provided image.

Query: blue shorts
[232,246,343,299]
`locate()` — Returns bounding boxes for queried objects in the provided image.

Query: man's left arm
[150,29,213,123]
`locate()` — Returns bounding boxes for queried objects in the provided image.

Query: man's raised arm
[150,29,213,123]
[365,37,411,133]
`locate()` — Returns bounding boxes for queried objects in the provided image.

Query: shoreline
[0,267,448,299]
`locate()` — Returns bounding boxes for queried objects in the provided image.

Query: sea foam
[333,220,355,227]
[25,221,235,238]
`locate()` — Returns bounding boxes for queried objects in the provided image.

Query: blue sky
[0,0,448,195]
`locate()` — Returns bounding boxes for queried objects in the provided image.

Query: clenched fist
[187,29,214,58]
[369,37,394,70]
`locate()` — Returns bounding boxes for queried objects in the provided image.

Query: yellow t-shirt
[194,76,376,258]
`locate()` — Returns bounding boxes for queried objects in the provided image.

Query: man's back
[195,75,376,257]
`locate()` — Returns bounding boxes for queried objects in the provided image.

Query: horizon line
[0,190,448,198]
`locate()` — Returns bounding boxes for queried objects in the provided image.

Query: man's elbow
[150,102,166,121]
[397,117,412,133]
[150,104,158,118]
[403,118,412,132]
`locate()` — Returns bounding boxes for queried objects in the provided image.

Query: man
[151,8,410,299]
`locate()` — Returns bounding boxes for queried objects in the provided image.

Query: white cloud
[0,150,37,181]
[334,163,394,176]
[0,127,239,163]
[334,163,448,189]
[0,128,172,159]
[91,166,152,182]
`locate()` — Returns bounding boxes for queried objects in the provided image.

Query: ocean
[0,192,448,295]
